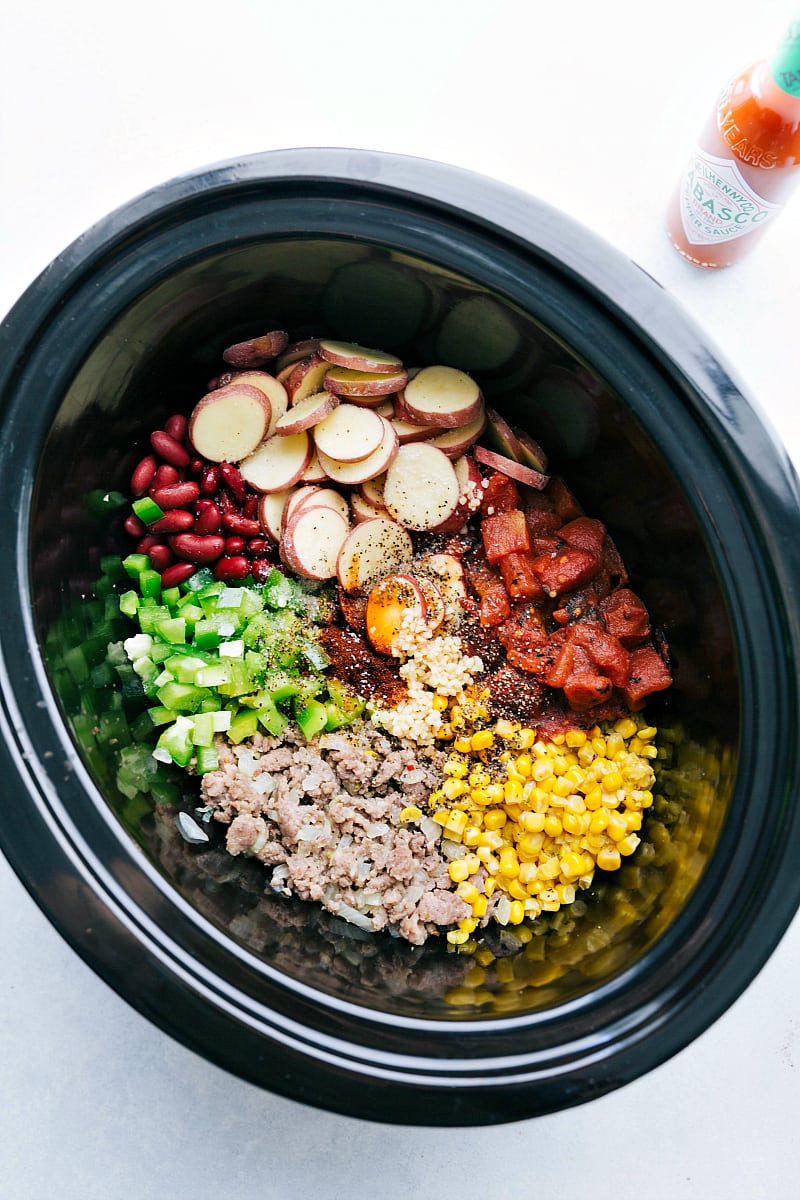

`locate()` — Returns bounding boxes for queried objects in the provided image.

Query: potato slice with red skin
[274,390,338,435]
[227,370,288,437]
[336,517,413,593]
[427,409,488,459]
[285,354,331,405]
[365,573,428,656]
[274,337,320,374]
[316,417,399,485]
[323,365,407,397]
[415,574,446,633]
[485,406,549,473]
[292,485,350,526]
[222,330,288,368]
[383,442,461,531]
[300,449,330,483]
[281,504,350,581]
[401,366,484,428]
[239,431,311,493]
[259,488,295,542]
[313,403,386,463]
[318,339,403,374]
[391,415,445,445]
[189,383,270,463]
[430,455,486,533]
[473,444,549,490]
[350,492,385,523]
[359,474,388,512]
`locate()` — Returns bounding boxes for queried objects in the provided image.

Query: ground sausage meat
[201,724,471,945]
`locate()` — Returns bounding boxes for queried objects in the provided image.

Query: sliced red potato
[401,365,484,428]
[473,444,549,491]
[427,409,487,458]
[419,552,467,612]
[292,485,350,526]
[373,399,396,418]
[430,455,485,533]
[281,505,350,581]
[323,365,407,397]
[281,485,323,534]
[359,474,387,512]
[274,389,338,435]
[277,361,300,387]
[414,574,446,633]
[391,415,445,445]
[189,383,271,463]
[350,492,386,523]
[485,406,548,473]
[315,417,399,485]
[239,430,311,493]
[365,573,428,656]
[285,354,331,405]
[274,337,320,374]
[318,339,403,374]
[222,329,288,368]
[337,518,413,593]
[258,488,295,542]
[228,370,289,437]
[313,403,386,463]
[383,442,460,531]
[300,449,330,483]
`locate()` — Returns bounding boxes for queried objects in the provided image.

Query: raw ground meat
[200,723,471,945]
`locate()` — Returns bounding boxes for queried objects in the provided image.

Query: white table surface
[2,2,800,1196]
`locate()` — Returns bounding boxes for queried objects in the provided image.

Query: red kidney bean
[214,555,250,582]
[194,503,222,535]
[164,413,189,443]
[217,489,237,515]
[150,509,195,534]
[124,512,147,538]
[219,462,247,503]
[151,481,200,510]
[170,533,226,563]
[200,465,220,496]
[130,454,158,497]
[242,493,259,521]
[224,536,246,556]
[222,512,261,537]
[251,558,273,584]
[246,537,271,557]
[188,457,205,477]
[152,463,180,490]
[147,543,174,572]
[136,534,160,555]
[150,429,191,468]
[160,561,198,589]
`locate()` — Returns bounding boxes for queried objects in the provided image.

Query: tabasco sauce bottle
[668,15,800,267]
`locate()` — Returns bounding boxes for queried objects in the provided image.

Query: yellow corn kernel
[444,809,468,837]
[495,718,518,739]
[476,847,499,873]
[507,878,528,901]
[552,776,573,798]
[539,856,561,880]
[503,777,524,804]
[470,787,491,807]
[517,728,536,750]
[449,859,471,883]
[589,810,609,834]
[626,811,643,832]
[484,876,497,896]
[483,809,507,831]
[519,811,546,833]
[515,753,533,777]
[447,929,470,945]
[485,783,505,804]
[562,811,587,836]
[499,847,520,878]
[602,769,623,792]
[470,729,494,752]
[432,809,450,827]
[508,900,525,924]
[618,833,641,857]
[463,825,481,847]
[442,777,468,800]
[453,736,472,754]
[614,717,638,739]
[591,736,607,756]
[399,805,422,823]
[531,758,554,783]
[456,881,480,905]
[431,692,449,711]
[642,744,658,758]
[443,757,468,778]
[464,853,481,875]
[584,785,604,811]
[518,861,539,886]
[596,845,622,871]
[638,725,657,740]
[607,813,628,842]
[458,917,478,934]
[543,814,563,838]
[565,729,587,747]
[517,832,545,859]
[556,883,576,904]
[472,894,488,918]
[559,851,586,879]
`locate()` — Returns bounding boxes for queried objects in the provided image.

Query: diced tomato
[499,619,551,673]
[482,509,530,562]
[602,533,628,584]
[544,639,587,688]
[558,517,606,561]
[531,548,600,597]
[479,587,511,628]
[600,588,651,646]
[547,477,583,522]
[563,669,613,711]
[525,508,562,539]
[569,620,631,688]
[498,551,543,601]
[479,471,519,516]
[624,646,672,706]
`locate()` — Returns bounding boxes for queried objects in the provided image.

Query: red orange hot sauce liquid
[668,16,800,267]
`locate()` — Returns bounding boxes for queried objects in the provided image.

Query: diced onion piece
[189,383,270,462]
[383,442,460,531]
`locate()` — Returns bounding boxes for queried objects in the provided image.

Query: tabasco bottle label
[678,148,781,245]
[770,19,800,95]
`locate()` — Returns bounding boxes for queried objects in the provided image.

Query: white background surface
[2,1,800,1196]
